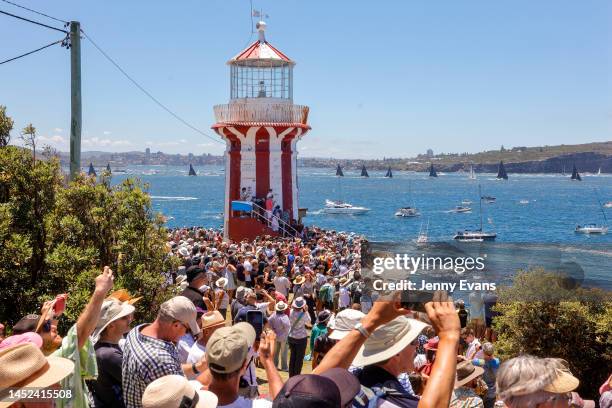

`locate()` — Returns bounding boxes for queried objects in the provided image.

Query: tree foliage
[0,106,13,147]
[0,134,178,329]
[493,269,611,400]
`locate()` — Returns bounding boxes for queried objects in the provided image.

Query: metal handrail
[248,201,300,237]
[214,103,309,124]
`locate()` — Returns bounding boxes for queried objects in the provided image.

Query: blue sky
[1,0,610,158]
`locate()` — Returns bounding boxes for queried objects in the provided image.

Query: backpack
[319,284,333,303]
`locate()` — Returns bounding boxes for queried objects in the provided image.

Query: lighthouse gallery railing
[214,103,309,125]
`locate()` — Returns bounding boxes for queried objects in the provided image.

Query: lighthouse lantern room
[212,21,311,241]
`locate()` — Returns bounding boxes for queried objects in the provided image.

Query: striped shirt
[122,324,183,408]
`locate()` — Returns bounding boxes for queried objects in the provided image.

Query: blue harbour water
[108,165,612,289]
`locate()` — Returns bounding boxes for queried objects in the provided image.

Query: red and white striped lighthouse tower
[212,21,310,241]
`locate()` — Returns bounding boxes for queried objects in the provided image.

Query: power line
[0,0,67,24]
[0,9,67,34]
[81,29,224,146]
[0,38,63,65]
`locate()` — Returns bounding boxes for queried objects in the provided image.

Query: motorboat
[322,200,370,215]
[461,199,472,205]
[449,206,472,213]
[604,201,612,208]
[519,199,529,205]
[575,224,608,234]
[395,207,420,217]
[453,230,496,241]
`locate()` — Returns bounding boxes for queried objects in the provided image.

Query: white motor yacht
[449,206,472,213]
[322,200,370,215]
[395,207,420,217]
[575,224,608,234]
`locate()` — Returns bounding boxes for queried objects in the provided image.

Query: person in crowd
[141,374,218,408]
[313,292,461,408]
[268,301,291,372]
[214,278,230,319]
[181,266,212,311]
[272,267,291,299]
[122,296,205,408]
[243,255,254,288]
[10,266,115,408]
[0,343,75,408]
[234,289,271,324]
[271,368,361,408]
[337,277,351,311]
[311,309,364,370]
[456,299,469,329]
[235,255,246,288]
[223,263,237,302]
[306,309,331,362]
[472,342,501,408]
[231,286,247,322]
[418,337,438,379]
[468,292,486,340]
[462,327,482,360]
[186,310,227,372]
[450,360,486,407]
[287,297,312,377]
[88,298,136,408]
[203,324,282,407]
[496,355,595,408]
[318,276,335,312]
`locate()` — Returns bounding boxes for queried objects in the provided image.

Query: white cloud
[53,128,63,132]
[82,137,132,147]
[179,139,187,143]
[197,143,214,147]
[103,131,111,135]
[39,135,66,143]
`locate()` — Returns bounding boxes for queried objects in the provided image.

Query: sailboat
[395,180,420,217]
[469,164,476,180]
[561,165,566,176]
[429,164,437,178]
[335,164,344,177]
[360,165,369,178]
[415,219,429,244]
[106,163,112,174]
[88,163,96,177]
[188,164,197,176]
[454,184,497,241]
[575,190,608,234]
[570,164,581,181]
[597,167,601,176]
[384,167,393,178]
[323,165,370,214]
[496,161,508,180]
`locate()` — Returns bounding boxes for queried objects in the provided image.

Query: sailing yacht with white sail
[469,164,476,180]
[454,185,497,241]
[395,180,420,217]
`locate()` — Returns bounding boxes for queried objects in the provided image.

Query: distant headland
[61,141,612,174]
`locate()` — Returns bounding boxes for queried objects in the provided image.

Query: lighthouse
[212,21,311,241]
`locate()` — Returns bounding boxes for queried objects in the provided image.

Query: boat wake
[150,196,198,201]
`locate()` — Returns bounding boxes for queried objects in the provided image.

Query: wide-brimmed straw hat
[201,311,226,330]
[142,374,218,408]
[328,309,365,340]
[293,275,305,285]
[352,316,429,367]
[276,301,288,312]
[215,278,228,288]
[92,299,135,344]
[0,343,74,408]
[455,360,485,388]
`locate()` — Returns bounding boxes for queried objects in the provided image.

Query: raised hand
[424,290,460,340]
[95,266,115,295]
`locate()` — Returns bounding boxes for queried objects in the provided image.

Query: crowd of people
[0,226,608,408]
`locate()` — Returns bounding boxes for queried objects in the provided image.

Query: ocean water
[104,165,612,289]
[108,165,612,244]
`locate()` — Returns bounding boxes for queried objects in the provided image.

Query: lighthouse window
[230,61,293,100]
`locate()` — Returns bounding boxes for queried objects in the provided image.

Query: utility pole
[69,21,81,180]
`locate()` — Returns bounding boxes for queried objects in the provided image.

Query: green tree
[0,105,13,148]
[0,140,177,328]
[493,270,611,400]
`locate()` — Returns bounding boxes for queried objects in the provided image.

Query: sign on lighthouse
[212,21,311,241]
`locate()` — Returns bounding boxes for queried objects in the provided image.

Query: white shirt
[177,333,195,364]
[243,260,253,282]
[242,348,258,387]
[273,276,291,297]
[339,286,351,308]
[215,288,230,309]
[218,397,272,408]
[186,342,206,380]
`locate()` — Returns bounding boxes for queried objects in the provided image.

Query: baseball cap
[206,323,256,374]
[142,375,217,408]
[272,368,360,408]
[160,296,200,336]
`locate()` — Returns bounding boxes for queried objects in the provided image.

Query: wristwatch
[354,322,370,338]
[192,362,200,375]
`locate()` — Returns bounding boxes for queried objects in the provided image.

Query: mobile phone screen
[245,310,264,340]
[400,290,434,312]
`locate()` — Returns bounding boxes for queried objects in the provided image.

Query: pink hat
[0,332,43,350]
